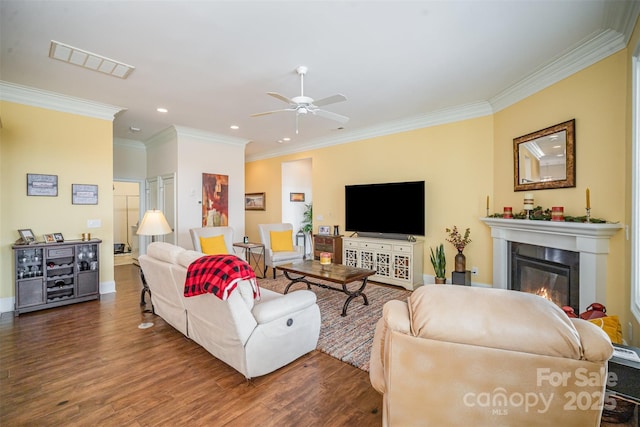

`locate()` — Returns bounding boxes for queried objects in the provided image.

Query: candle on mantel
[523,192,534,210]
[486,195,489,210]
[586,188,591,210]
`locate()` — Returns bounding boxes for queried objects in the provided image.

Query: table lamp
[137,209,172,241]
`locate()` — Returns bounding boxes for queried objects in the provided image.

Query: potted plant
[299,203,313,257]
[300,203,313,234]
[430,243,447,284]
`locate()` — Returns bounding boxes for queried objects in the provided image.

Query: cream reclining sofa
[370,285,613,426]
[139,242,321,379]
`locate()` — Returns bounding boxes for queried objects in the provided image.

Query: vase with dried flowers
[446,226,471,272]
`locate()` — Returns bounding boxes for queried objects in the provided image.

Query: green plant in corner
[430,243,446,283]
[300,203,313,233]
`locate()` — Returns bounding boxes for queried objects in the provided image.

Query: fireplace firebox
[509,242,580,313]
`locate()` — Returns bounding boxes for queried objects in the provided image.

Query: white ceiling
[1,1,638,160]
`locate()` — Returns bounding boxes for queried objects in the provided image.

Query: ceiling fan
[251,66,349,134]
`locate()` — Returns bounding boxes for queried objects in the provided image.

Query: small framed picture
[43,234,56,244]
[245,192,266,211]
[72,184,98,205]
[18,229,36,244]
[53,233,64,243]
[290,192,305,202]
[27,173,58,196]
[318,226,331,235]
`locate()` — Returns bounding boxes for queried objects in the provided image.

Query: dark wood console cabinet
[313,234,342,264]
[12,239,101,315]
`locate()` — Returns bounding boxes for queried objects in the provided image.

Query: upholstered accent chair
[189,226,240,257]
[370,285,614,426]
[258,223,304,278]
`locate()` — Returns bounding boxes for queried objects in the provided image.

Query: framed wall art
[290,192,305,202]
[18,229,36,244]
[72,184,98,205]
[245,192,266,211]
[202,173,229,226]
[27,173,58,196]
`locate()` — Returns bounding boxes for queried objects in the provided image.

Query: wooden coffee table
[277,260,376,316]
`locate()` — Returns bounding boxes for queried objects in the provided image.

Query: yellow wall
[0,101,115,302]
[246,49,635,343]
[246,116,495,283]
[494,50,629,340]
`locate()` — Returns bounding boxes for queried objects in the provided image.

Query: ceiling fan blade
[267,92,294,104]
[313,94,347,107]
[250,108,295,117]
[313,109,350,123]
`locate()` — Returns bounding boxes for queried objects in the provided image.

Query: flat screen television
[345,181,425,237]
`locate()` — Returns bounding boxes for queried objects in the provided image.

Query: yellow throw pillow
[588,315,623,344]
[200,235,228,255]
[270,230,293,252]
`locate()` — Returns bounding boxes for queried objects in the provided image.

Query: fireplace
[481,218,622,312]
[509,242,580,313]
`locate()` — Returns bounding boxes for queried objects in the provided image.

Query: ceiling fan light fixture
[48,40,135,79]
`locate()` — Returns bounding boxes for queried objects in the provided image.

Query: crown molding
[113,137,145,151]
[604,0,640,45]
[174,125,249,147]
[246,101,493,162]
[489,29,625,112]
[0,80,124,120]
[144,126,178,148]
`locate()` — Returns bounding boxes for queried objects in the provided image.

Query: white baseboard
[0,296,15,314]
[423,273,491,287]
[100,280,116,294]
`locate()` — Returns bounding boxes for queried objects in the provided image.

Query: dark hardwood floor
[0,264,382,426]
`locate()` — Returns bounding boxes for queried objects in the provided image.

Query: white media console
[342,236,424,290]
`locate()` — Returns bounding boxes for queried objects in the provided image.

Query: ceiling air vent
[48,40,135,79]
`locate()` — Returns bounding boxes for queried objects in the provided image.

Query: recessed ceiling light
[129,126,141,133]
[283,137,291,141]
[156,107,168,113]
[48,40,135,79]
[230,125,239,130]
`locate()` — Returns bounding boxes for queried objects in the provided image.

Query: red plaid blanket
[184,255,259,300]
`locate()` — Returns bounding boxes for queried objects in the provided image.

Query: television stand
[342,236,424,290]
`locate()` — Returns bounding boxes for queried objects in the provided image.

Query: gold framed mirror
[513,119,575,191]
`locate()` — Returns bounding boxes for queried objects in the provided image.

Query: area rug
[257,274,412,372]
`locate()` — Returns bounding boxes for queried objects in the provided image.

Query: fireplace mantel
[480,218,623,311]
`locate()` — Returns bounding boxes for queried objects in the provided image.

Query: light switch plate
[87,219,101,228]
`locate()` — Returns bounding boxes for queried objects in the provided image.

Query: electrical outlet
[471,266,479,275]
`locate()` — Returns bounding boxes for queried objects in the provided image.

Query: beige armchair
[189,226,241,258]
[258,223,304,278]
[370,285,613,426]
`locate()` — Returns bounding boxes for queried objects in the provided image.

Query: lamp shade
[137,209,172,236]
